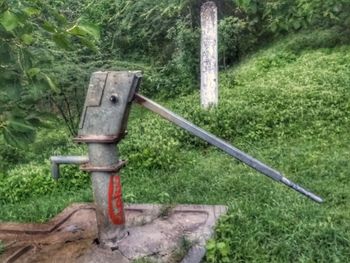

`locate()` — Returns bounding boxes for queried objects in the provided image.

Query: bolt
[110,94,119,103]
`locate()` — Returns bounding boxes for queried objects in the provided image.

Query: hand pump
[51,71,323,246]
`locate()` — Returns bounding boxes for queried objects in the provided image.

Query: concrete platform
[0,203,227,263]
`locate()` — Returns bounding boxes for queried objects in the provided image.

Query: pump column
[74,71,141,245]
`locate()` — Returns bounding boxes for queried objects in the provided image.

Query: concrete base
[0,203,227,263]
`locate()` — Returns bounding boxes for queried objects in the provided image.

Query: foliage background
[2,0,349,141]
[0,0,350,262]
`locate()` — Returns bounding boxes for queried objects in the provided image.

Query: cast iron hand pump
[50,71,323,245]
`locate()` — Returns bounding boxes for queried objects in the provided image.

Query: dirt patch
[0,203,226,263]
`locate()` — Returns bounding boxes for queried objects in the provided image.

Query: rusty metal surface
[73,134,126,143]
[134,93,323,203]
[80,160,127,172]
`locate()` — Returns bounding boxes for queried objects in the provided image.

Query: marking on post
[108,175,125,225]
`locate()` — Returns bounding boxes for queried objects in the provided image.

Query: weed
[132,258,156,263]
[168,236,193,263]
[159,204,175,220]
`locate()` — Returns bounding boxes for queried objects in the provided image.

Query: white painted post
[200,1,218,109]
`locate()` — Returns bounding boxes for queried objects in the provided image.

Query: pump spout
[50,156,89,180]
[133,93,323,203]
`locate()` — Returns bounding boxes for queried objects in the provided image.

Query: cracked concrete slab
[0,203,227,263]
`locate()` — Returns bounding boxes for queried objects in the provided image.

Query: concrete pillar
[200,1,218,109]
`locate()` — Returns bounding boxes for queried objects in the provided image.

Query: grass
[0,31,349,262]
[0,187,92,223]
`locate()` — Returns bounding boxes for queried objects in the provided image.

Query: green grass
[0,31,349,262]
[0,187,92,223]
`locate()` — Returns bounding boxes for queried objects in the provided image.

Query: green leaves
[65,22,100,51]
[42,21,56,33]
[206,240,230,263]
[21,33,34,45]
[23,7,40,17]
[0,106,49,147]
[27,68,41,78]
[43,74,58,93]
[52,33,71,50]
[0,0,100,147]
[0,10,19,31]
[67,22,100,41]
[2,117,36,147]
[49,21,101,51]
[8,119,35,134]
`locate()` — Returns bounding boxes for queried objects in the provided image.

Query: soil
[0,203,226,263]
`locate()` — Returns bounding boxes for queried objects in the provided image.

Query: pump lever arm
[133,93,323,203]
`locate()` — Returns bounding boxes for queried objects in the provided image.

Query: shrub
[0,160,89,204]
[0,164,55,204]
[219,16,258,68]
[167,32,350,146]
[120,111,182,170]
[237,0,350,35]
[0,143,28,171]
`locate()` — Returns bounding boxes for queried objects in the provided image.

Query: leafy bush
[0,163,56,204]
[237,0,350,35]
[155,20,200,98]
[96,0,202,97]
[3,0,350,147]
[0,143,28,171]
[30,124,72,157]
[165,31,350,146]
[120,110,182,170]
[218,16,257,67]
[0,0,99,144]
[0,161,89,204]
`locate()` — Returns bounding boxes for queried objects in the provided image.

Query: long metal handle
[134,93,323,203]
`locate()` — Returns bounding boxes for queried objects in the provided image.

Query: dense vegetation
[1,0,349,262]
[1,0,349,141]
